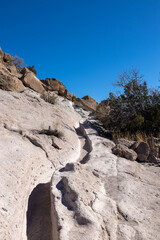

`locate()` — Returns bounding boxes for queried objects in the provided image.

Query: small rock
[64,163,75,171]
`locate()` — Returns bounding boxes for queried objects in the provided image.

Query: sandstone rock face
[41,78,66,96]
[74,95,98,112]
[64,89,72,101]
[8,64,18,75]
[112,144,137,161]
[0,62,25,92]
[3,52,13,64]
[51,111,160,240]
[135,141,150,162]
[21,68,45,93]
[0,89,81,240]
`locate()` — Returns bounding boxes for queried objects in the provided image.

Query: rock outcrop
[0,62,25,92]
[0,87,160,240]
[0,88,81,240]
[21,68,45,94]
[74,95,98,112]
[41,78,66,96]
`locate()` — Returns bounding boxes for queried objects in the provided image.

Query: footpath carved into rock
[51,109,160,240]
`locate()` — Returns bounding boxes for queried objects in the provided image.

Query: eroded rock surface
[51,109,160,240]
[0,89,80,240]
[0,88,160,240]
[74,95,98,112]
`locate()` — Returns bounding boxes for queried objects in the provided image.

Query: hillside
[0,49,160,240]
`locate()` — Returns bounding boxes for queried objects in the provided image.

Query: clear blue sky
[1,0,160,102]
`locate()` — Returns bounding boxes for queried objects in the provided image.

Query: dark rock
[147,154,159,164]
[130,142,139,151]
[135,142,150,162]
[112,144,137,161]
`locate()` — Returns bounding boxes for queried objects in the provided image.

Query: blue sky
[1,0,160,102]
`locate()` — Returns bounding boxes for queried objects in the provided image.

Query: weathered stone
[64,89,70,97]
[147,154,159,163]
[0,89,81,240]
[58,84,66,96]
[70,93,77,101]
[0,63,25,92]
[41,78,66,96]
[112,144,137,161]
[135,142,150,162]
[74,95,98,112]
[63,89,72,101]
[8,65,18,75]
[21,68,45,93]
[0,88,160,240]
[130,141,139,150]
[3,53,13,64]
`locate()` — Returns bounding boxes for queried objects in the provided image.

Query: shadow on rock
[26,183,52,240]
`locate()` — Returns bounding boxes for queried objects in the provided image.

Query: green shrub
[97,68,160,138]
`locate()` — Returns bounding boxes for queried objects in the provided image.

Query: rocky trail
[51,111,160,240]
[0,89,160,240]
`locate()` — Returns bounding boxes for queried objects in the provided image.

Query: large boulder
[0,63,25,92]
[8,65,18,75]
[64,89,72,101]
[135,142,150,162]
[3,53,13,64]
[74,95,98,112]
[41,78,66,96]
[21,68,45,94]
[112,144,137,161]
